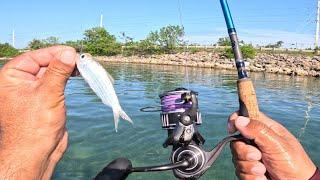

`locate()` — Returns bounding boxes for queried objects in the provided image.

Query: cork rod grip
[237,78,259,120]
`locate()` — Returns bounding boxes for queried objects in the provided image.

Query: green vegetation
[216,37,244,46]
[0,26,314,59]
[216,37,256,59]
[264,41,284,48]
[217,37,231,46]
[82,27,121,56]
[0,43,20,57]
[28,36,60,50]
[122,25,184,55]
[146,25,184,53]
[190,47,200,54]
[224,44,256,59]
[25,25,184,56]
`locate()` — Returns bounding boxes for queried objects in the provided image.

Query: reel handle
[94,158,190,180]
[94,158,132,180]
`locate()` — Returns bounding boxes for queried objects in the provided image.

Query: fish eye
[81,54,85,59]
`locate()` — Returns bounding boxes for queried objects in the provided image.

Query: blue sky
[0,0,316,48]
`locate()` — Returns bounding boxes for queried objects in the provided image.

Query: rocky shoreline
[96,52,320,77]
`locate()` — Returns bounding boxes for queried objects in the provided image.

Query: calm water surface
[0,61,319,179]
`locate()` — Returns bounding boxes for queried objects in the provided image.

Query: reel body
[160,88,233,179]
[160,88,204,148]
[160,88,206,179]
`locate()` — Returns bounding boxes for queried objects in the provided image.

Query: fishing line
[298,95,313,139]
[80,25,84,54]
[177,0,190,89]
[177,0,184,28]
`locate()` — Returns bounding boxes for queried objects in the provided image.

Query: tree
[83,27,121,56]
[265,41,284,48]
[217,37,231,46]
[120,32,133,45]
[275,41,284,48]
[44,36,59,45]
[224,44,256,59]
[145,25,184,52]
[28,39,46,50]
[28,36,60,50]
[0,43,19,57]
[64,40,83,52]
[216,37,244,46]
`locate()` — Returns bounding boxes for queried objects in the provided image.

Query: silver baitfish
[76,53,133,131]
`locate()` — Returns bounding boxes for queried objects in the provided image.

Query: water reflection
[0,60,319,180]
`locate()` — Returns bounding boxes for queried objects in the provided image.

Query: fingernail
[60,49,76,65]
[236,116,250,127]
[251,164,266,175]
[247,153,260,161]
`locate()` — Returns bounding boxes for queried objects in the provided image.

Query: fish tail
[112,109,120,132]
[119,108,133,124]
[112,108,133,132]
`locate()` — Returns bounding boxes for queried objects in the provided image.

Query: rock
[96,51,320,77]
[254,63,263,68]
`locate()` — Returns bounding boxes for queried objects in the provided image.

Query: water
[0,61,319,179]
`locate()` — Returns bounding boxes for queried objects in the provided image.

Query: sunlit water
[0,61,319,179]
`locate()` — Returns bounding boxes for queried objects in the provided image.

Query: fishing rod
[220,0,260,119]
[94,1,258,179]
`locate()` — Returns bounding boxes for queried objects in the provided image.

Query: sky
[0,0,316,49]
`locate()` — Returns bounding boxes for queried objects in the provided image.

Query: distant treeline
[0,25,280,59]
[30,25,185,56]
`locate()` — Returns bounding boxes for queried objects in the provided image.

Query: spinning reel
[94,0,259,178]
[95,88,244,180]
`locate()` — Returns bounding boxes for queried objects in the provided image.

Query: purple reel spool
[159,88,202,129]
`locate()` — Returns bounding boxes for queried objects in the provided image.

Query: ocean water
[0,61,319,179]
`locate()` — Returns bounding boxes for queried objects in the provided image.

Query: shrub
[83,27,121,56]
[0,43,19,57]
[28,37,61,50]
[223,44,256,59]
[190,47,200,54]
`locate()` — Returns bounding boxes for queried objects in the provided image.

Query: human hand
[228,112,316,180]
[0,46,78,179]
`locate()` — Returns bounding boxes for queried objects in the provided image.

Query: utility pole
[12,29,15,48]
[315,0,320,49]
[100,14,103,28]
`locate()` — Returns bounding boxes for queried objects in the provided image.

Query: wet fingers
[231,141,262,161]
[234,159,266,176]
[236,172,268,180]
[228,111,239,134]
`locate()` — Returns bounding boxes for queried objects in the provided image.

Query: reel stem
[131,159,190,172]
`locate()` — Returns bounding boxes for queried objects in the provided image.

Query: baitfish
[76,53,133,131]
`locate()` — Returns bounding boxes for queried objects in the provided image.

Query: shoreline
[2,52,319,77]
[0,57,11,61]
[96,52,320,77]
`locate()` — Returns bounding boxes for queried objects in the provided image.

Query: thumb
[41,48,77,90]
[235,116,283,153]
